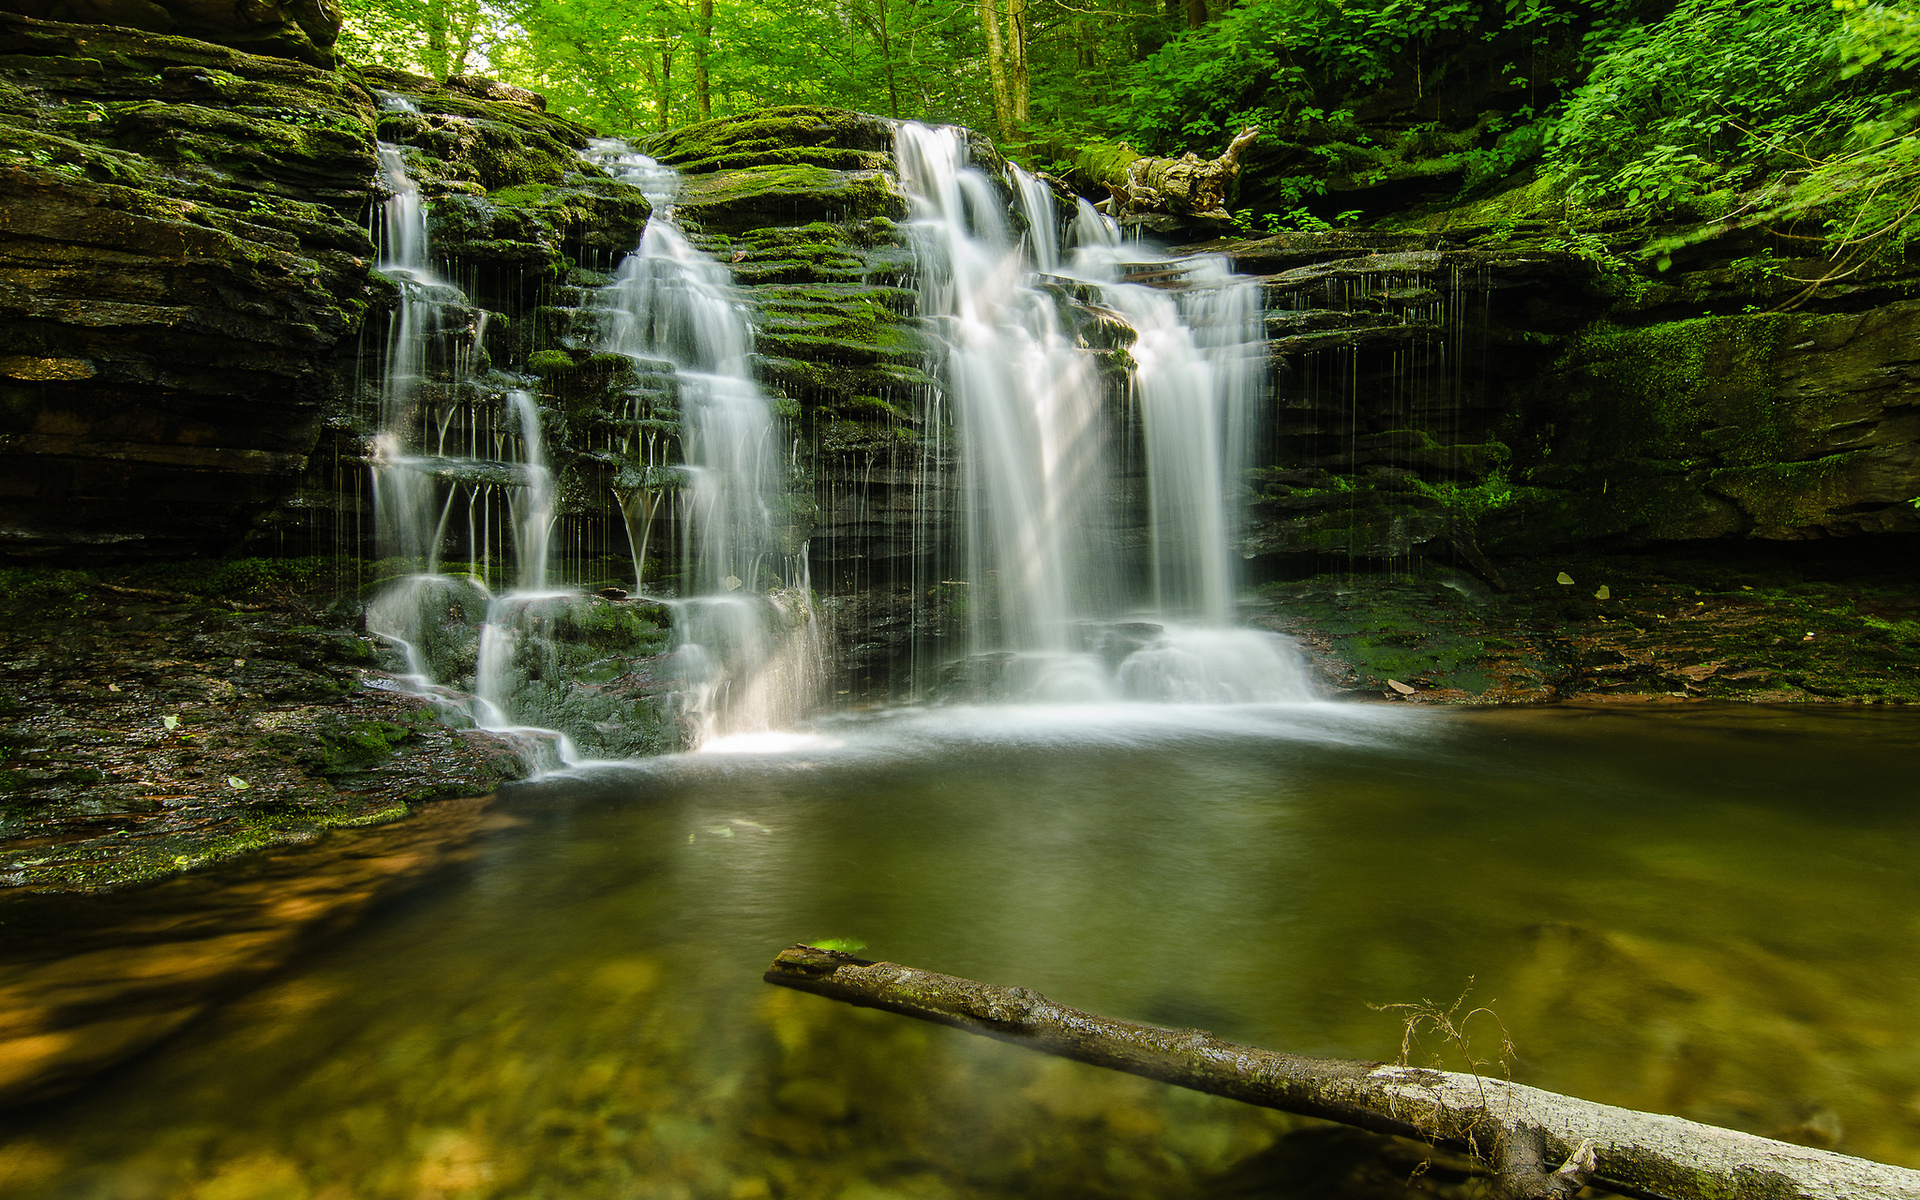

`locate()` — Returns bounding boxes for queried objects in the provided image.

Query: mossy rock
[674,164,907,234]
[1506,303,1920,543]
[641,106,895,174]
[0,13,380,556]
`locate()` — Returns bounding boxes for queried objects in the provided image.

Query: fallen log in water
[764,945,1920,1200]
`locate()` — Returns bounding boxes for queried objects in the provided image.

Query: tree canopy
[338,0,1918,253]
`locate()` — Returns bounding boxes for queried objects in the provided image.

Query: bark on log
[1076,126,1259,221]
[765,945,1920,1200]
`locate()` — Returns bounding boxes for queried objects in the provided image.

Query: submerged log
[765,945,1920,1200]
[1076,127,1260,222]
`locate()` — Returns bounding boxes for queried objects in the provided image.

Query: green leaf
[809,937,868,953]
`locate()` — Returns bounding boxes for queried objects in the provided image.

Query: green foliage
[1543,0,1920,265]
[1413,470,1515,521]
[340,0,1008,135]
[1098,0,1628,154]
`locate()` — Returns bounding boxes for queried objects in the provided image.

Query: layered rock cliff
[1,8,1915,710]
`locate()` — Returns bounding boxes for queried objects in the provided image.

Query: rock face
[0,14,376,557]
[1194,229,1920,579]
[0,0,340,67]
[0,10,1914,707]
[1499,301,1920,550]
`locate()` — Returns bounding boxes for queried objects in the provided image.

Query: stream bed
[4,704,1918,1198]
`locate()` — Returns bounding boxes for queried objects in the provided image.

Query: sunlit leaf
[810,937,868,953]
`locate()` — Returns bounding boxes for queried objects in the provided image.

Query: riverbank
[0,561,525,895]
[1261,538,1920,703]
[5,540,1915,900]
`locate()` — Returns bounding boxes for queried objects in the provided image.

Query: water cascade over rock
[591,141,826,745]
[359,135,829,765]
[895,123,1311,704]
[362,142,585,770]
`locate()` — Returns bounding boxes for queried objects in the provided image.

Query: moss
[641,106,895,172]
[1071,140,1143,186]
[489,182,553,206]
[123,557,336,599]
[528,349,580,377]
[1709,452,1869,536]
[675,165,907,233]
[265,716,420,776]
[1567,313,1793,463]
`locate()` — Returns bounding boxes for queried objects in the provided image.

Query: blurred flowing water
[5,705,1919,1197]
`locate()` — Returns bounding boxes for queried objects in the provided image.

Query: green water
[5,703,1920,1198]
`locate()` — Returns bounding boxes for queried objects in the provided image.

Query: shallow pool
[5,703,1918,1198]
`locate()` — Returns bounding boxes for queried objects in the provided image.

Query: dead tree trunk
[1076,126,1259,221]
[765,946,1920,1200]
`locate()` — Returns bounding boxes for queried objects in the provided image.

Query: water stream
[6,707,1919,1197]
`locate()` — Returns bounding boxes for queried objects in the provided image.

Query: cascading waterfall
[360,122,1308,772]
[362,145,580,770]
[592,140,826,744]
[898,122,1309,703]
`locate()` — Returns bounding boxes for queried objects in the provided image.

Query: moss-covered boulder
[641,106,907,233]
[642,105,895,174]
[0,13,377,558]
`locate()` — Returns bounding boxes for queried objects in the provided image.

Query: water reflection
[4,707,1919,1196]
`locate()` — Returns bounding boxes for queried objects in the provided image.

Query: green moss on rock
[642,105,894,174]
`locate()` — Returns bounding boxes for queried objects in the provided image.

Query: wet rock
[0,565,530,893]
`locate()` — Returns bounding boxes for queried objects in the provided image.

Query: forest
[337,0,1920,252]
[3,0,1920,1196]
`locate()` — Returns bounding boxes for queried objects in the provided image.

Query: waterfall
[592,141,826,744]
[361,146,588,770]
[506,389,554,593]
[357,123,1307,771]
[897,123,1310,703]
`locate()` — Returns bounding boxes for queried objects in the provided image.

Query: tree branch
[764,945,1920,1200]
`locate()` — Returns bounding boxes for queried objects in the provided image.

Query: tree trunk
[876,0,899,118]
[425,0,449,78]
[656,45,673,131]
[694,0,713,119]
[980,0,1014,138]
[448,0,482,77]
[1006,0,1030,124]
[1075,125,1258,221]
[765,946,1920,1200]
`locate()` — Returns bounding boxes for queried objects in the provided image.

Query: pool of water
[4,703,1919,1198]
